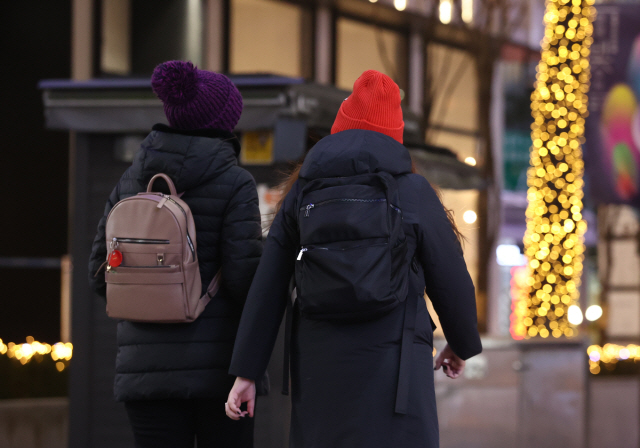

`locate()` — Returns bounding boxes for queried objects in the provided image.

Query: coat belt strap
[282,283,296,396]
[395,265,419,415]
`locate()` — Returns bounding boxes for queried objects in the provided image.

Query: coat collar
[299,129,413,180]
[152,123,241,157]
[129,124,239,192]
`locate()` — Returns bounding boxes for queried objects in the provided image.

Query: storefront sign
[585,6,640,207]
[241,131,274,165]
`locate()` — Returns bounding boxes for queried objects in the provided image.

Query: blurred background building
[2,0,640,447]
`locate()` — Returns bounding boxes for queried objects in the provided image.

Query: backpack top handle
[147,173,178,196]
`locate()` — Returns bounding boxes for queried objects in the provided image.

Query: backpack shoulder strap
[193,269,222,315]
[204,269,222,299]
[375,171,403,211]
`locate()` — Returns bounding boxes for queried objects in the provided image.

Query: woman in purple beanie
[88,61,262,448]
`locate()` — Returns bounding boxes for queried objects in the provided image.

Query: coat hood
[299,129,412,180]
[130,124,241,192]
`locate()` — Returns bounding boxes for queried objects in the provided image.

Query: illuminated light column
[523,0,595,338]
[510,266,529,340]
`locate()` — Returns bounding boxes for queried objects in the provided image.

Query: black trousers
[125,398,254,448]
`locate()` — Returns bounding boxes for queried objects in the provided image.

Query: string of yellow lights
[588,344,640,375]
[524,0,596,338]
[0,337,72,372]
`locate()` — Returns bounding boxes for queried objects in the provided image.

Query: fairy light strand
[523,0,595,338]
[0,337,72,371]
[587,344,640,375]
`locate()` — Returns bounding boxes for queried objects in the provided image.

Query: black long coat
[229,129,482,447]
[89,124,263,402]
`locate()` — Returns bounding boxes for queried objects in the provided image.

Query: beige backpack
[103,173,220,323]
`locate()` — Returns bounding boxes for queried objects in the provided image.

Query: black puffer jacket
[88,124,263,402]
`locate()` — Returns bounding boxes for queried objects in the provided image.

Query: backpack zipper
[109,264,178,272]
[117,265,177,268]
[300,198,387,217]
[163,195,196,261]
[297,242,387,260]
[297,246,328,260]
[113,238,170,245]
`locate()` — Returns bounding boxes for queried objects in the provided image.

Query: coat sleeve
[228,183,300,381]
[414,176,482,360]
[88,182,122,298]
[219,170,263,306]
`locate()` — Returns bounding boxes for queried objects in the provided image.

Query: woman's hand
[434,344,465,379]
[225,377,256,420]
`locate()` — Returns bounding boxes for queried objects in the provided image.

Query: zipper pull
[305,204,314,217]
[157,196,168,209]
[297,248,308,260]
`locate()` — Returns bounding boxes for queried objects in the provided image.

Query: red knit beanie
[331,70,404,143]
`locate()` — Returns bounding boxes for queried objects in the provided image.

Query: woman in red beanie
[226,70,482,447]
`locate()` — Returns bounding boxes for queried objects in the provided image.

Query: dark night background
[1,3,71,342]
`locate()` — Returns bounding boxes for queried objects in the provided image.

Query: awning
[39,76,483,190]
[408,146,485,190]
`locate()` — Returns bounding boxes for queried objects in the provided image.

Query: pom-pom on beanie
[151,61,243,132]
[331,70,404,143]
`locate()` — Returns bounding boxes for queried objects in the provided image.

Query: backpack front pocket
[295,238,398,321]
[298,197,389,243]
[105,265,187,322]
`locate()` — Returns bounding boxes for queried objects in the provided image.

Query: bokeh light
[588,344,640,374]
[394,0,407,11]
[567,304,584,325]
[0,337,72,367]
[463,210,478,224]
[439,0,452,24]
[522,0,595,338]
[585,304,603,321]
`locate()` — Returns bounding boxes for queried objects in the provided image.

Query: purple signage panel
[586,5,640,206]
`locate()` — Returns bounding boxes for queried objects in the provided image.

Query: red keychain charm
[108,250,123,267]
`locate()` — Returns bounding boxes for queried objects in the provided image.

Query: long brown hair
[273,160,466,249]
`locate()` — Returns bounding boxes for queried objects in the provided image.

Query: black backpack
[283,171,421,414]
[294,172,410,322]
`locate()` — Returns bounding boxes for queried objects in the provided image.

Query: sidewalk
[0,398,67,448]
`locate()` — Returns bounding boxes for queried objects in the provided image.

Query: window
[230,0,304,77]
[425,43,479,139]
[101,0,132,75]
[423,43,481,321]
[100,0,204,76]
[335,18,406,91]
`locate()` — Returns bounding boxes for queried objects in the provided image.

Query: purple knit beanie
[151,61,243,132]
